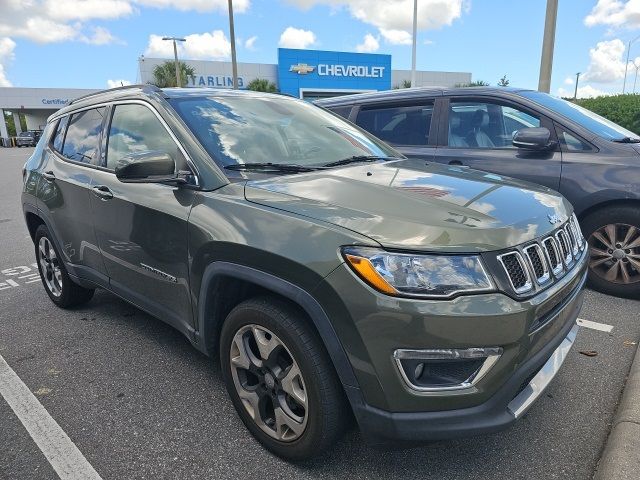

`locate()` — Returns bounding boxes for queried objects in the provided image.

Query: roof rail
[69,83,163,106]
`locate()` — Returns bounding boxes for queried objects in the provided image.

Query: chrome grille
[497,218,585,297]
[524,244,550,284]
[555,230,572,265]
[543,236,563,275]
[497,252,532,293]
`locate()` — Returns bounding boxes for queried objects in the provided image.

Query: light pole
[538,0,558,93]
[633,61,640,94]
[227,0,239,89]
[410,0,418,88]
[623,34,640,94]
[162,37,186,87]
[574,72,581,100]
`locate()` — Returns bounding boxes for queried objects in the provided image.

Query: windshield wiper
[224,162,324,173]
[322,155,400,168]
[612,136,640,143]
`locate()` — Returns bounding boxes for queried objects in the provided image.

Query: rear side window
[355,103,433,146]
[51,116,69,153]
[106,104,179,170]
[61,108,106,164]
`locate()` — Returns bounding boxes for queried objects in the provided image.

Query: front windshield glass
[520,91,640,141]
[170,94,399,168]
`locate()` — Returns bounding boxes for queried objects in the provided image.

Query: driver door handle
[92,185,114,201]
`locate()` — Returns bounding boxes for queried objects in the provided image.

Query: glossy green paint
[22,87,586,428]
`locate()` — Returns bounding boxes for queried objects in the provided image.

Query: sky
[1,0,640,98]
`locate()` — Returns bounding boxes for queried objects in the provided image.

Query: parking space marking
[577,318,614,333]
[0,354,103,480]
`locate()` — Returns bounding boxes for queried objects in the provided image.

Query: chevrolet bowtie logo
[290,63,315,75]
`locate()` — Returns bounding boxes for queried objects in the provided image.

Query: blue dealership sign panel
[277,48,391,97]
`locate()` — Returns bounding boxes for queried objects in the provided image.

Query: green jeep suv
[22,86,587,460]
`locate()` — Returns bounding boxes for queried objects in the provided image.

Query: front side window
[170,95,398,168]
[448,100,541,149]
[61,108,106,164]
[106,104,179,170]
[556,125,592,152]
[356,104,433,146]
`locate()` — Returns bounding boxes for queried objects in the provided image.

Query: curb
[594,341,640,480]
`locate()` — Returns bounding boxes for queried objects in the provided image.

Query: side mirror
[115,151,184,184]
[512,127,557,151]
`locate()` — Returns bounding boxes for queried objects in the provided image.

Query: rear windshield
[170,95,398,168]
[519,91,640,142]
[19,132,33,137]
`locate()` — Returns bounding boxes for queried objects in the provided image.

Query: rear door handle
[448,160,463,166]
[42,171,56,181]
[92,185,114,201]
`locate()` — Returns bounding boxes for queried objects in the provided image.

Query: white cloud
[557,84,609,99]
[136,0,250,13]
[44,0,134,21]
[107,79,132,88]
[582,38,628,83]
[245,35,258,50]
[81,26,122,45]
[564,76,575,85]
[356,33,379,53]
[423,39,435,45]
[286,0,466,42]
[278,27,316,49]
[380,28,412,45]
[0,0,249,46]
[145,30,231,60]
[0,37,15,87]
[585,0,640,29]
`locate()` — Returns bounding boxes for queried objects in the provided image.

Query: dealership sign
[41,98,70,105]
[187,75,246,88]
[279,48,391,97]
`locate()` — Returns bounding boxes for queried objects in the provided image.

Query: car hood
[244,159,572,252]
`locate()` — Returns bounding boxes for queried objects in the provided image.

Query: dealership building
[0,48,471,144]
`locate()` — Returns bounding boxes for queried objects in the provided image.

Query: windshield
[519,91,640,141]
[19,132,33,137]
[170,95,399,168]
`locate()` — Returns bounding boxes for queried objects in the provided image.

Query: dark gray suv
[318,87,640,298]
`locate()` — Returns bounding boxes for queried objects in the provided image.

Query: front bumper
[352,301,582,443]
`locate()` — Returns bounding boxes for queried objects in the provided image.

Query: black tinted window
[329,106,352,119]
[51,116,69,153]
[356,104,433,146]
[61,108,106,164]
[106,104,179,170]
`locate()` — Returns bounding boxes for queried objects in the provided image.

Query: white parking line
[0,354,103,480]
[577,318,614,333]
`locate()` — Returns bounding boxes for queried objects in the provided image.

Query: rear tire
[581,205,640,298]
[34,225,95,308]
[220,296,348,461]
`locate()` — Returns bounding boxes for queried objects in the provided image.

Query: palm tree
[247,78,277,93]
[150,60,195,88]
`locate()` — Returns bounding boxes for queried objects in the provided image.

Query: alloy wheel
[589,223,640,284]
[229,324,308,442]
[38,237,63,297]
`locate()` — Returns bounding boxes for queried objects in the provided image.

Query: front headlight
[342,246,494,299]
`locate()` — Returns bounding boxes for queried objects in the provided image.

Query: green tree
[455,80,490,87]
[498,75,510,87]
[150,60,195,88]
[3,111,16,136]
[247,78,278,92]
[392,79,413,89]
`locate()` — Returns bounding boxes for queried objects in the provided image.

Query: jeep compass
[22,85,587,460]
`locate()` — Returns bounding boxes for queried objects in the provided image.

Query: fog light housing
[393,347,502,392]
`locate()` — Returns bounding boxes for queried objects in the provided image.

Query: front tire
[34,225,95,308]
[220,296,348,461]
[582,205,640,298]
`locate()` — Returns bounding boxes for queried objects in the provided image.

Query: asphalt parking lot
[1,147,640,480]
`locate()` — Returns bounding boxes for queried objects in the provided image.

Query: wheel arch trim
[196,261,360,390]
